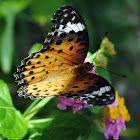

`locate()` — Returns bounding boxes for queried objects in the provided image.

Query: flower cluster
[104,91,130,140]
[88,37,117,67]
[57,96,90,114]
[101,37,117,56]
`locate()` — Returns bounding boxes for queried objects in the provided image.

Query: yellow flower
[119,103,130,121]
[109,107,120,120]
[108,91,130,122]
[115,91,120,101]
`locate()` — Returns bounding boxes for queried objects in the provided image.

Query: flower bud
[101,37,117,56]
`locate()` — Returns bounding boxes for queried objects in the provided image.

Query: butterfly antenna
[104,32,108,37]
[97,66,127,78]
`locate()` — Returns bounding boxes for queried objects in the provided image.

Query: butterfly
[14,5,115,106]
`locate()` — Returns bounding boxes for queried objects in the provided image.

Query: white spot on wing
[63,9,68,12]
[105,86,111,92]
[98,87,106,96]
[110,97,114,100]
[71,11,75,14]
[44,38,48,43]
[71,16,76,21]
[102,99,107,101]
[64,14,68,17]
[67,22,79,32]
[76,22,85,31]
[91,91,99,95]
[57,25,72,33]
[89,95,95,99]
[60,19,64,23]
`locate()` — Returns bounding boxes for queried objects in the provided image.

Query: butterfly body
[14,6,115,106]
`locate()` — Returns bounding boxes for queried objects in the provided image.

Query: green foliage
[0,80,27,139]
[0,10,15,74]
[89,106,100,114]
[28,43,42,55]
[31,0,65,24]
[0,0,31,74]
[95,66,111,84]
[29,113,92,140]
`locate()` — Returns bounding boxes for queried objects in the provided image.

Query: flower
[104,91,130,140]
[101,37,117,56]
[57,96,90,114]
[96,53,108,67]
[107,91,130,122]
[104,117,126,140]
[109,107,120,120]
[57,96,74,110]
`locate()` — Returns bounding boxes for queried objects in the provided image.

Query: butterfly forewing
[14,5,115,106]
[43,5,89,63]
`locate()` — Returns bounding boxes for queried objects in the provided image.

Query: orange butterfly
[14,6,115,106]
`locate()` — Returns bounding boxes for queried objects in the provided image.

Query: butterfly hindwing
[63,73,115,106]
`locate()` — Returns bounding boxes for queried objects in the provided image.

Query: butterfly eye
[84,62,93,72]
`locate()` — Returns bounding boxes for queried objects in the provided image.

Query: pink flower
[116,117,126,131]
[105,118,116,125]
[107,98,118,108]
[57,103,67,110]
[57,96,74,110]
[104,117,126,140]
[57,96,90,114]
[104,123,116,139]
[73,103,83,114]
[83,101,90,108]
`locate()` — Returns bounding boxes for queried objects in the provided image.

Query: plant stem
[23,99,40,118]
[24,97,54,121]
[28,118,53,124]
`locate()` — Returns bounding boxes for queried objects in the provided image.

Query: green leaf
[28,132,42,140]
[0,79,28,139]
[28,43,42,55]
[24,97,53,121]
[28,118,53,129]
[0,80,13,106]
[0,0,30,16]
[0,0,31,74]
[88,106,100,114]
[32,112,92,140]
[95,66,111,84]
[0,10,15,74]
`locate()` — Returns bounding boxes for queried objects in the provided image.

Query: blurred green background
[0,0,140,139]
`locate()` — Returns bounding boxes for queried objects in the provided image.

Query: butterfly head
[84,62,94,72]
[74,62,93,75]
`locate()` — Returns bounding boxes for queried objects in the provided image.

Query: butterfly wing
[17,71,115,106]
[63,73,115,106]
[14,6,89,97]
[44,5,89,63]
